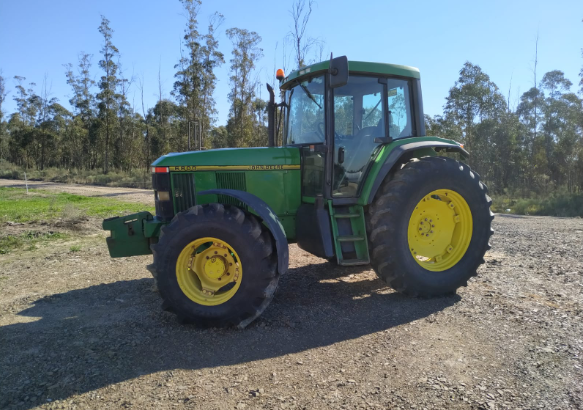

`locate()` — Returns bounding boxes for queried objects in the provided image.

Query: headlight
[156,191,170,201]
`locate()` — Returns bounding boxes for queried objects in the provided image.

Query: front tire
[150,203,278,328]
[366,156,494,296]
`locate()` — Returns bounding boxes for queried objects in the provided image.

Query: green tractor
[103,56,493,328]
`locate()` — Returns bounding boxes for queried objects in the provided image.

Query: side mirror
[328,55,348,89]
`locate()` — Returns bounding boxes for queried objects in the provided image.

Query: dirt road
[0,182,582,409]
[0,179,153,204]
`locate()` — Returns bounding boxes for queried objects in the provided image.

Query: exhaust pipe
[267,83,275,147]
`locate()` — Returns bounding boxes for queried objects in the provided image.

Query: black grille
[172,173,196,214]
[216,172,247,209]
[152,172,174,221]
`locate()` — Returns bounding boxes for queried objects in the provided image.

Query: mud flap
[102,211,154,258]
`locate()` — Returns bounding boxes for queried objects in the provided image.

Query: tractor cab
[275,57,425,201]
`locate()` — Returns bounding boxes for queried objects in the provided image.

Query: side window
[334,95,354,136]
[387,79,413,138]
[361,92,383,129]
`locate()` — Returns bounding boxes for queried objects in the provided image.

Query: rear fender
[198,189,289,275]
[366,141,469,204]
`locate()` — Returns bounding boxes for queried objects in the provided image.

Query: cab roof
[280,60,420,89]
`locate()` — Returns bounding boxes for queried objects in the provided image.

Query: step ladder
[328,203,370,266]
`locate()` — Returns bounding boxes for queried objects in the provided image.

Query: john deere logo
[249,165,286,170]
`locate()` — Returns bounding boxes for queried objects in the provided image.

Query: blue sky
[0,0,581,125]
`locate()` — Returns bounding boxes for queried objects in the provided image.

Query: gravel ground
[0,183,582,410]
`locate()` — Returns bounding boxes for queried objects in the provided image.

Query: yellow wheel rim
[176,237,242,306]
[407,189,473,272]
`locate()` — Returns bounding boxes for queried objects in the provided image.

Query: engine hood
[151,146,300,169]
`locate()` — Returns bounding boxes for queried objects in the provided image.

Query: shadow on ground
[0,262,459,409]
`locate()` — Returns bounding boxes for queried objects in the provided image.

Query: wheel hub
[407,190,473,271]
[176,238,242,306]
[204,255,226,279]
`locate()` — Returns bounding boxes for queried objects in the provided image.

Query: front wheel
[150,204,278,328]
[366,156,494,297]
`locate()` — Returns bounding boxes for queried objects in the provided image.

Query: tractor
[103,56,493,328]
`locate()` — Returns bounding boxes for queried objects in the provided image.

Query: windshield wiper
[297,82,322,109]
[363,98,382,123]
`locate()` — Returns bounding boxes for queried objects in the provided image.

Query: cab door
[332,76,385,198]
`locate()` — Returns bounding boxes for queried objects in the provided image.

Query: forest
[0,1,582,215]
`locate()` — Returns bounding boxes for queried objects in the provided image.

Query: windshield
[284,75,325,145]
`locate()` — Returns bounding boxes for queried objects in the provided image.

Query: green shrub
[492,193,583,217]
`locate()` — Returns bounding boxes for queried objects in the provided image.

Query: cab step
[328,203,370,266]
[337,235,365,242]
[341,258,370,266]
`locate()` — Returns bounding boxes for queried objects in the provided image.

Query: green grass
[0,187,154,224]
[0,187,154,254]
[0,231,68,254]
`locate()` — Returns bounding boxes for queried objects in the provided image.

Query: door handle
[338,147,345,164]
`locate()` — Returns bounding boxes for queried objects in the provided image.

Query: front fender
[198,189,289,275]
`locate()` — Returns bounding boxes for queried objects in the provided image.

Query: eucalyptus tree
[64,53,95,168]
[96,15,121,173]
[200,12,225,136]
[172,1,225,151]
[173,0,204,150]
[443,62,506,171]
[289,0,317,69]
[539,70,581,191]
[0,72,8,160]
[225,27,263,147]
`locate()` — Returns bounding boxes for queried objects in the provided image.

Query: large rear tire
[150,203,278,328]
[366,156,494,296]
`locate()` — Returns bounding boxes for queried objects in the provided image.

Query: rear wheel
[366,156,494,296]
[150,203,278,328]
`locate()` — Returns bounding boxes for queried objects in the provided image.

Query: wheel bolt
[206,256,209,259]
[432,224,435,227]
[224,254,227,257]
[229,263,233,266]
[214,251,218,254]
